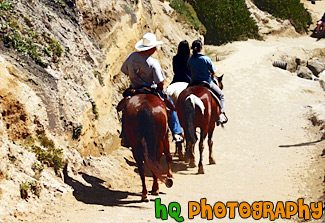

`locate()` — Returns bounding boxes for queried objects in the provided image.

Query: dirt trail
[25,35,324,223]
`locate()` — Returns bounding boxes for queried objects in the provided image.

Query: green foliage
[31,145,65,173]
[73,124,83,139]
[85,93,99,119]
[189,0,261,45]
[19,182,31,199]
[93,71,104,86]
[92,101,99,119]
[253,0,312,33]
[19,181,40,199]
[38,134,55,149]
[0,0,11,11]
[30,134,65,173]
[167,0,206,34]
[32,161,44,173]
[42,32,63,63]
[0,0,63,67]
[54,0,66,7]
[24,135,35,147]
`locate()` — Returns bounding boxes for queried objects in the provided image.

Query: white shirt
[121,52,165,88]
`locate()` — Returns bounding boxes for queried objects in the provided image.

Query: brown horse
[117,94,173,202]
[176,76,224,174]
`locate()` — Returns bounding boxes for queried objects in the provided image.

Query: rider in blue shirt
[187,40,227,124]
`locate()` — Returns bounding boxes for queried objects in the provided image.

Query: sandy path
[25,36,325,223]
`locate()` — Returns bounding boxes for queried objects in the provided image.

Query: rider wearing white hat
[135,32,164,51]
[120,33,184,145]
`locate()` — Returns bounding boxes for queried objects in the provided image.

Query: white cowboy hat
[135,33,163,51]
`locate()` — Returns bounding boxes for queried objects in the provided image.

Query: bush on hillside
[253,0,312,33]
[167,0,206,35]
[189,0,261,45]
[0,0,63,67]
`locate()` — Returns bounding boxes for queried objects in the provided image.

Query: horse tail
[184,94,204,143]
[138,106,167,183]
[138,107,156,162]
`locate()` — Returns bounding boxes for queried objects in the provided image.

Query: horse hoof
[189,160,196,168]
[197,168,205,174]
[185,153,191,162]
[141,195,150,202]
[151,190,159,196]
[178,153,185,161]
[165,178,173,188]
[209,158,216,165]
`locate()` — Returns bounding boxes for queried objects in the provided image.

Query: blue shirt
[187,53,215,83]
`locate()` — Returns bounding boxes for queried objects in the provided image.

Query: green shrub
[73,124,83,139]
[189,0,261,45]
[167,0,206,34]
[19,182,31,199]
[0,0,63,67]
[19,181,40,199]
[0,0,12,11]
[31,145,65,173]
[253,0,312,33]
[38,134,55,149]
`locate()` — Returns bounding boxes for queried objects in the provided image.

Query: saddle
[117,87,176,113]
[122,86,160,98]
[188,81,221,107]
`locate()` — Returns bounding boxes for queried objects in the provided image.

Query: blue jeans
[165,93,183,135]
[120,92,183,138]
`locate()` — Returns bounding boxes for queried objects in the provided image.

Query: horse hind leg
[186,142,196,168]
[132,149,149,202]
[151,174,159,196]
[198,141,205,174]
[160,136,173,179]
[138,160,149,201]
[176,142,184,161]
[208,138,216,165]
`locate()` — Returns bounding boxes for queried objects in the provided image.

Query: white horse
[166,82,189,160]
[166,82,189,105]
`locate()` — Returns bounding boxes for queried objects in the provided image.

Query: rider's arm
[121,62,129,76]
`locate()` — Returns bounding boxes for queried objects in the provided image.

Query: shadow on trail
[310,28,325,41]
[124,153,189,177]
[279,139,324,148]
[63,164,145,208]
